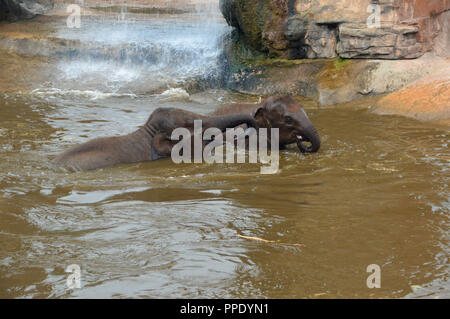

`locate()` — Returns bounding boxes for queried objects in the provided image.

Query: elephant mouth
[296,134,316,153]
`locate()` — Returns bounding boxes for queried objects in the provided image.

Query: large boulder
[220,0,450,59]
[374,68,450,123]
[220,0,291,55]
[0,0,53,21]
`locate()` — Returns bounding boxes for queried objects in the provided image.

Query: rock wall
[220,0,450,59]
[0,0,53,21]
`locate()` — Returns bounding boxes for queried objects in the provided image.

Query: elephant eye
[285,116,294,124]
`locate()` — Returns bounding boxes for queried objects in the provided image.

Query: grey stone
[0,0,53,21]
[336,23,424,59]
[285,16,307,41]
[304,23,338,58]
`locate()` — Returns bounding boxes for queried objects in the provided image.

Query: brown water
[0,9,449,299]
[0,90,448,298]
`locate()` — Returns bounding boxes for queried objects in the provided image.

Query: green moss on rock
[318,58,354,89]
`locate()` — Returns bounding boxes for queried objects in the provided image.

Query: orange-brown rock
[374,69,450,123]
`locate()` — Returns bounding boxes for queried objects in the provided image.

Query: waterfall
[37,0,230,96]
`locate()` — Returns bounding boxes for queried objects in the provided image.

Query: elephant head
[254,96,320,153]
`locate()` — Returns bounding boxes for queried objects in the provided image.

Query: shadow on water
[0,3,449,299]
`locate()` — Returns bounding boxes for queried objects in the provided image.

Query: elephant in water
[51,107,257,171]
[210,95,321,153]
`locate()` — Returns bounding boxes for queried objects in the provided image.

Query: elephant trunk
[297,125,321,153]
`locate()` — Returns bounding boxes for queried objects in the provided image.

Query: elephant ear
[151,133,174,160]
[254,107,269,127]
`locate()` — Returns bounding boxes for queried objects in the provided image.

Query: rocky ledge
[224,52,448,101]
